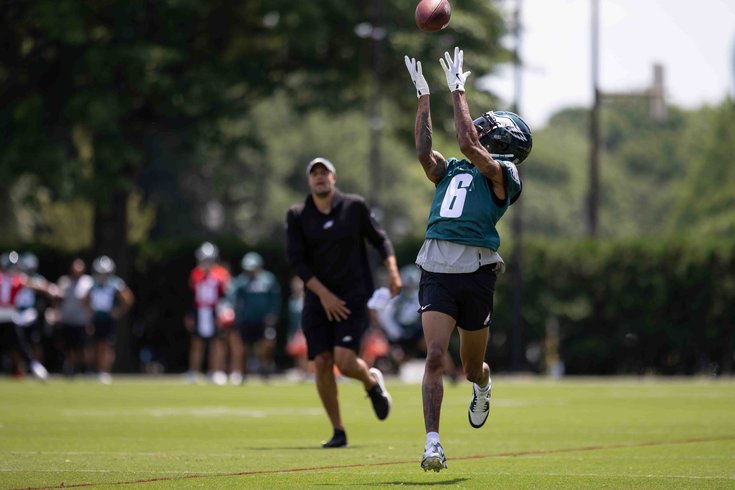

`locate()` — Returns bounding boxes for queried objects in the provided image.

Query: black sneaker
[322,428,347,448]
[367,367,391,420]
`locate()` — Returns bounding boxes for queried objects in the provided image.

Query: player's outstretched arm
[440,47,503,189]
[405,55,446,184]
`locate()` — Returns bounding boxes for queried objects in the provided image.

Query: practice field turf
[1,375,733,489]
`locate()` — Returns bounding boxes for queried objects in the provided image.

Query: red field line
[19,435,735,490]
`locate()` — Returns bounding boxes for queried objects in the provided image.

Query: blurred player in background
[54,258,94,376]
[0,251,51,380]
[83,256,135,384]
[185,242,230,384]
[14,252,59,366]
[285,276,310,379]
[227,252,281,384]
[404,47,532,471]
[377,265,425,371]
[286,157,402,448]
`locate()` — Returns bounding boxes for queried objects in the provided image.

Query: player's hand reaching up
[439,47,471,92]
[404,55,430,98]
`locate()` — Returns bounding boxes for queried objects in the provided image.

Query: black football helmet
[473,111,533,164]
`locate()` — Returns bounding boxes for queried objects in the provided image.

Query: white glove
[404,55,430,98]
[439,47,471,92]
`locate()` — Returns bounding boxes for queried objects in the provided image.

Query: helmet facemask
[473,111,533,164]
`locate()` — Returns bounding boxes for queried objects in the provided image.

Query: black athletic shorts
[418,264,497,331]
[58,323,89,348]
[92,317,116,344]
[238,321,276,345]
[301,294,369,360]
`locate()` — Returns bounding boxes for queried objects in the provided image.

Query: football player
[227,252,281,384]
[404,47,532,471]
[185,242,230,385]
[83,256,134,384]
[0,251,51,381]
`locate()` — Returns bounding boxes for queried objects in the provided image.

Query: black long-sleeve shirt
[285,190,395,301]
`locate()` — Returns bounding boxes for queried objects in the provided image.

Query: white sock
[426,431,440,447]
[476,378,491,393]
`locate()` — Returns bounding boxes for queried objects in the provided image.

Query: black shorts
[237,321,276,345]
[301,294,369,360]
[0,322,18,350]
[58,323,89,348]
[92,318,116,344]
[418,265,497,331]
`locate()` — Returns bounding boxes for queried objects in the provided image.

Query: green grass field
[1,375,734,489]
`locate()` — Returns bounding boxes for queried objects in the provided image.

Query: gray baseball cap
[306,157,336,175]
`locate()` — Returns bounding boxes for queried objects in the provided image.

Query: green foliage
[2,2,734,375]
[521,108,589,236]
[522,97,734,239]
[496,237,735,374]
[0,0,508,249]
[670,99,735,236]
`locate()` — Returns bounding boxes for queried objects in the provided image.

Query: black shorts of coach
[301,293,369,360]
[418,264,498,330]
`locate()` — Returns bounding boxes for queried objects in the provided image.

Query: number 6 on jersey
[439,174,472,217]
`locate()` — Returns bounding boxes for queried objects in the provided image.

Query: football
[415,0,452,32]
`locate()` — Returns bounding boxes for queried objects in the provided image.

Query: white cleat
[211,371,227,386]
[30,361,49,382]
[468,379,491,428]
[421,441,448,472]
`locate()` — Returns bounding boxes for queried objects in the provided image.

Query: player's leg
[188,335,204,381]
[460,326,492,429]
[417,268,462,472]
[260,323,277,378]
[421,311,456,472]
[421,311,455,433]
[420,310,454,472]
[313,350,347,447]
[94,319,115,383]
[313,350,340,426]
[208,334,227,385]
[458,327,490,386]
[303,299,350,447]
[60,325,81,376]
[250,322,275,379]
[96,339,113,384]
[228,327,245,384]
[333,346,372,388]
[457,265,497,429]
[332,304,391,420]
[10,323,47,381]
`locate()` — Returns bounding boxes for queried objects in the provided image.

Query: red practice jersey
[189,265,229,309]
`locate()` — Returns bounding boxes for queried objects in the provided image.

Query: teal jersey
[89,276,126,322]
[228,270,282,325]
[425,158,522,251]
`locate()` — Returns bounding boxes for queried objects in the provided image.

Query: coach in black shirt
[286,157,402,448]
